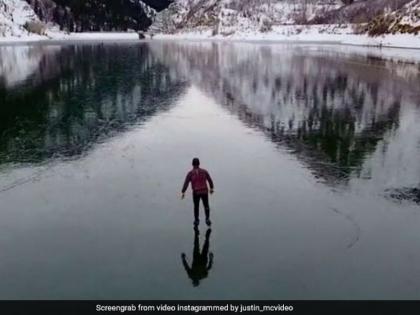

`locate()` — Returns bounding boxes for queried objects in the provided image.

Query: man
[181,158,214,227]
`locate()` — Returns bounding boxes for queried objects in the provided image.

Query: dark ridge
[25,0,172,32]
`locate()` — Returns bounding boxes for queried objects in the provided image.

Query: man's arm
[206,171,214,191]
[182,172,191,194]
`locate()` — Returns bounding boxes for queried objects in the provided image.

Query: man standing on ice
[181,158,214,227]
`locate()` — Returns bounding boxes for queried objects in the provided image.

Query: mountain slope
[312,0,413,24]
[0,0,39,37]
[152,0,343,34]
[152,0,420,36]
[1,0,419,39]
[365,0,420,35]
[26,0,160,32]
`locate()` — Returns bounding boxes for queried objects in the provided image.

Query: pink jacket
[182,167,214,195]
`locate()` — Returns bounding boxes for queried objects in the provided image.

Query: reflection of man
[181,158,214,227]
[181,228,214,287]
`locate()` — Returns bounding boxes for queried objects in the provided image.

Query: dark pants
[193,193,210,221]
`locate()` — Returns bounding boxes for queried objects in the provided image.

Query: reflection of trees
[225,94,401,184]
[151,42,417,184]
[0,44,187,165]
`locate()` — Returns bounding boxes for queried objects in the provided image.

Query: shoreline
[1,28,420,54]
[0,32,140,45]
[0,31,420,50]
[152,25,420,51]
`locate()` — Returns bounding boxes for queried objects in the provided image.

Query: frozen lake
[0,41,420,299]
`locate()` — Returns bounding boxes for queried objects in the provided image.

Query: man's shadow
[181,228,214,287]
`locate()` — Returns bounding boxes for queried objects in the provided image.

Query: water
[0,41,420,299]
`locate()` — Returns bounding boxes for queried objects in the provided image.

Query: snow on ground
[0,0,145,43]
[148,0,420,50]
[48,32,140,41]
[0,0,40,39]
[0,1,419,51]
[215,0,341,34]
[1,27,420,55]
[0,32,141,43]
[153,24,420,51]
[390,0,420,29]
[138,0,157,20]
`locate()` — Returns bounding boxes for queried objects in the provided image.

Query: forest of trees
[25,0,173,32]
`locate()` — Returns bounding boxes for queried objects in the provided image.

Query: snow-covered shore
[0,32,140,44]
[1,25,420,53]
[153,25,420,50]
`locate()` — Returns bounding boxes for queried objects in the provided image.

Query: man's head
[192,158,200,168]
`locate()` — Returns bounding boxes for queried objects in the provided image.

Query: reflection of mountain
[150,42,419,186]
[0,45,63,88]
[0,44,187,165]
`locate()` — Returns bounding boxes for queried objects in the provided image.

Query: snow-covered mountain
[26,0,159,32]
[1,0,419,40]
[152,0,420,36]
[366,0,420,35]
[0,0,168,37]
[152,0,343,34]
[312,0,413,24]
[0,0,39,37]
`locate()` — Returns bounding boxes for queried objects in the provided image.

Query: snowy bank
[153,25,420,50]
[0,32,140,44]
[1,25,419,55]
